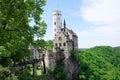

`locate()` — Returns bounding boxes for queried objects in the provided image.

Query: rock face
[44,10,80,80]
[54,48,80,79]
[44,50,56,71]
[64,59,79,79]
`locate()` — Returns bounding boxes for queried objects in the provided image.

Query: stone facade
[44,10,79,79]
[53,26,78,58]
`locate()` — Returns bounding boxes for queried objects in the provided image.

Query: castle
[44,10,79,79]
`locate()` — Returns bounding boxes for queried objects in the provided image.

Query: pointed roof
[63,19,66,29]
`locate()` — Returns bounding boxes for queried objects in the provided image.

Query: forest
[0,0,120,80]
[78,46,120,80]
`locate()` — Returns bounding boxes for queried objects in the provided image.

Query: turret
[52,10,62,38]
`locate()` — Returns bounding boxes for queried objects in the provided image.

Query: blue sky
[42,0,120,48]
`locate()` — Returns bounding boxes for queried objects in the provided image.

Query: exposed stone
[44,10,80,80]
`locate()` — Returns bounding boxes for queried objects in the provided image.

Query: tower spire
[64,19,66,29]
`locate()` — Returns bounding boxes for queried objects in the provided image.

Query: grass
[30,66,49,80]
[35,75,49,80]
[30,68,42,76]
[37,69,42,75]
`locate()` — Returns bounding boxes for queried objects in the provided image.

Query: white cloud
[81,0,120,24]
[78,0,120,48]
[78,24,120,48]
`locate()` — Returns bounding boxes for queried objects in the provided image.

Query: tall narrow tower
[52,10,62,38]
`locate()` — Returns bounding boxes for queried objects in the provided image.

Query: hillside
[78,46,120,80]
[114,46,120,50]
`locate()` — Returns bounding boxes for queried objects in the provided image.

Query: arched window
[55,43,57,47]
[58,37,62,41]
[54,22,56,25]
[59,43,61,47]
[63,43,66,46]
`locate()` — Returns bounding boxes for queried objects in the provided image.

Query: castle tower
[52,10,62,38]
[44,10,79,79]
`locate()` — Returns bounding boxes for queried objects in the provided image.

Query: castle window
[58,13,60,16]
[59,43,61,47]
[54,22,56,25]
[55,43,57,47]
[55,34,56,36]
[63,43,66,46]
[58,37,62,41]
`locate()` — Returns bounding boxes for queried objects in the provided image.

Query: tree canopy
[0,0,47,79]
[78,46,120,80]
[0,0,47,66]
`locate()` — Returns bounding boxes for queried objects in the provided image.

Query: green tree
[0,0,47,79]
[34,40,53,51]
[46,40,53,50]
[69,50,77,61]
[0,65,18,80]
[0,0,46,66]
[33,39,47,52]
[53,66,65,80]
[78,46,120,80]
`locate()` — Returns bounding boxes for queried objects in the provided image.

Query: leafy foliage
[33,39,53,52]
[53,66,65,80]
[78,46,120,80]
[0,0,47,80]
[45,40,53,50]
[69,50,77,61]
[15,66,34,80]
[0,65,18,80]
[0,0,47,66]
